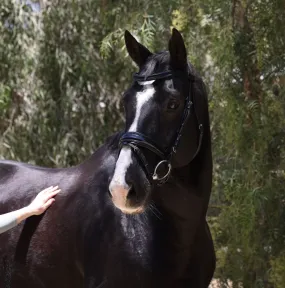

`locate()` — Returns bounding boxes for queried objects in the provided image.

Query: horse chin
[112,196,146,215]
[120,206,145,215]
[114,203,146,215]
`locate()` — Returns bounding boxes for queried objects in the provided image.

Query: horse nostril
[124,176,137,199]
[125,173,133,188]
[127,186,136,198]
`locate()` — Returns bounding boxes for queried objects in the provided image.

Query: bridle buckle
[152,160,172,182]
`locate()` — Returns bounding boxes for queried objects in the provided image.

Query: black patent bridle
[119,70,204,186]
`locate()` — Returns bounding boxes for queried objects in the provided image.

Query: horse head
[109,28,206,214]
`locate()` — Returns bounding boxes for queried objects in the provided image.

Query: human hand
[27,186,61,216]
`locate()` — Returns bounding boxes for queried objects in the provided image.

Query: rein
[119,70,204,186]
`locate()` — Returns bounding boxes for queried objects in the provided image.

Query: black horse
[0,29,215,288]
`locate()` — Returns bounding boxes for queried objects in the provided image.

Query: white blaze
[110,147,132,190]
[110,80,155,190]
[129,81,155,132]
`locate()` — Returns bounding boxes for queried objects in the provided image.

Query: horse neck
[174,120,213,215]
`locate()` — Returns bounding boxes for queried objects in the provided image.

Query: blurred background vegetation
[1,0,285,287]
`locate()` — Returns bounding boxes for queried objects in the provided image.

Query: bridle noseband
[119,70,204,186]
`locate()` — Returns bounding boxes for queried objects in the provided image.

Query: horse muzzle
[109,182,145,214]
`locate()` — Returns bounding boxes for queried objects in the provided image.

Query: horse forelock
[139,51,170,78]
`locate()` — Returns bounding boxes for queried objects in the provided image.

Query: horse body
[0,29,216,287]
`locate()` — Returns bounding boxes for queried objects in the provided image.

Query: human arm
[0,186,60,234]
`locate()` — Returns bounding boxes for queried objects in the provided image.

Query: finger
[44,186,58,194]
[42,186,59,196]
[46,189,61,199]
[35,189,50,199]
[42,189,60,203]
[42,186,58,197]
[42,198,55,210]
[39,186,54,194]
[47,188,61,195]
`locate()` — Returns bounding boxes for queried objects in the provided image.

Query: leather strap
[120,132,166,160]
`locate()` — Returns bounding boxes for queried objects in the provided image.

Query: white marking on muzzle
[109,147,132,190]
[109,81,155,191]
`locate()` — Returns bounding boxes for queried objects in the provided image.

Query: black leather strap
[133,70,188,82]
[168,75,203,163]
[119,132,166,160]
[190,124,204,161]
[134,71,173,82]
[127,143,153,180]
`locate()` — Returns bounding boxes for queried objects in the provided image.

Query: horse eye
[167,100,179,110]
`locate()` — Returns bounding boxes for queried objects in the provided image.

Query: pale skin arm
[0,186,61,234]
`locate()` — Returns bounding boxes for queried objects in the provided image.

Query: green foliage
[0,0,285,286]
[0,85,11,111]
[270,252,285,288]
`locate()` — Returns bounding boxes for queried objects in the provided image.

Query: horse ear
[168,28,187,70]
[124,30,152,67]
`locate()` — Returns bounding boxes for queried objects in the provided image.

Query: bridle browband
[119,70,204,186]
